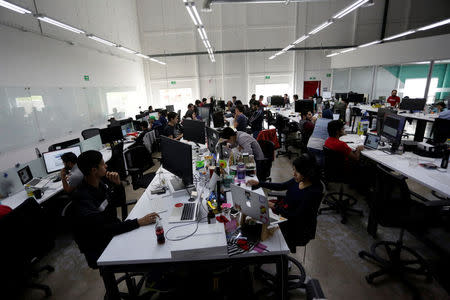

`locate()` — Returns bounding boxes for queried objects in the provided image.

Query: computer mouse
[188,197,196,202]
[251,185,258,191]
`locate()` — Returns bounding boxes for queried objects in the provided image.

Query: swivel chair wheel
[358,251,366,259]
[365,275,374,284]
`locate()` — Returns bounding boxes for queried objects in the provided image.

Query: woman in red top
[386,89,400,107]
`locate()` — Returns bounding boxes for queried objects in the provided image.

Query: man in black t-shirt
[162,112,183,140]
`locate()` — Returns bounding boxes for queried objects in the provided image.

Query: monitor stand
[170,177,186,192]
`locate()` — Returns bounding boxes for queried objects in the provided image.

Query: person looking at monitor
[386,89,400,108]
[324,120,364,161]
[60,152,84,193]
[184,103,197,120]
[234,104,248,132]
[133,121,150,145]
[163,112,183,140]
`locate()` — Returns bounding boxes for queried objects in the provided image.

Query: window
[255,83,290,101]
[106,91,137,119]
[15,95,45,117]
[159,88,193,113]
[403,78,438,103]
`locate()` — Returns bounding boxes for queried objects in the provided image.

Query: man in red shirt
[324,120,364,160]
[386,89,400,107]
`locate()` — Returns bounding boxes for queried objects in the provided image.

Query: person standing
[386,90,400,108]
[249,100,264,138]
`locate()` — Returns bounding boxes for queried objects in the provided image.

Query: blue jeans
[253,131,260,139]
[307,147,324,167]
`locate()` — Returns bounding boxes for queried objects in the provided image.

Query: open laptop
[17,165,50,189]
[168,193,200,223]
[364,134,380,150]
[230,184,286,225]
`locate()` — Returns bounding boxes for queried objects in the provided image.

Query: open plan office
[1,0,450,299]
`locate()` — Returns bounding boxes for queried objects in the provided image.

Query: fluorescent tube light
[136,53,149,59]
[269,55,276,60]
[282,44,295,52]
[383,30,416,41]
[293,35,309,44]
[37,16,85,34]
[340,47,356,54]
[326,52,340,57]
[185,4,198,26]
[333,0,369,19]
[0,0,31,14]
[418,18,450,31]
[192,5,203,26]
[150,58,166,65]
[197,27,205,39]
[87,34,116,47]
[358,40,380,48]
[201,27,207,39]
[117,46,136,54]
[308,20,333,35]
[206,40,211,48]
[203,39,209,49]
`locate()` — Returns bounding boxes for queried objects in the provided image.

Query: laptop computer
[364,134,381,150]
[17,165,51,189]
[168,194,200,223]
[230,184,286,225]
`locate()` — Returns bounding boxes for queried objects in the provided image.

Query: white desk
[341,134,450,198]
[1,149,113,210]
[98,166,290,299]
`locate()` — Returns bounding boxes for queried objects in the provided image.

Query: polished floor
[18,154,449,300]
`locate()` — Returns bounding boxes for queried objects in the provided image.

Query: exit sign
[326,73,331,77]
[309,77,316,80]
[170,81,176,85]
[265,75,270,79]
[84,75,90,81]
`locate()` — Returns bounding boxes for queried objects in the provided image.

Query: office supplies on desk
[17,166,50,189]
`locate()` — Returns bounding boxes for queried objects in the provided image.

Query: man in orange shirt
[386,89,400,107]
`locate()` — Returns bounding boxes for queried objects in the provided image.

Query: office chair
[275,115,299,159]
[264,110,276,129]
[359,165,450,295]
[81,128,100,140]
[0,198,55,297]
[108,142,128,182]
[334,109,346,122]
[318,147,363,224]
[257,140,274,182]
[349,107,362,133]
[124,146,156,191]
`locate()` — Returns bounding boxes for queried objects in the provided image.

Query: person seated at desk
[148,106,153,113]
[283,94,289,106]
[234,104,248,132]
[221,127,265,180]
[324,120,364,161]
[246,154,323,253]
[386,89,400,108]
[72,150,159,268]
[433,101,447,114]
[199,98,207,107]
[248,100,264,138]
[133,120,149,145]
[158,110,168,128]
[307,109,333,166]
[162,112,183,140]
[333,99,348,122]
[439,109,450,120]
[61,152,84,193]
[258,95,267,107]
[183,103,197,120]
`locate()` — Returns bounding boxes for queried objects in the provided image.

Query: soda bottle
[155,217,165,244]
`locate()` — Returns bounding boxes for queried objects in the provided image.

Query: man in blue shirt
[234,104,248,132]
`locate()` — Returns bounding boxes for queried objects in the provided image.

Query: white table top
[356,105,437,122]
[341,134,450,197]
[97,167,290,266]
[1,149,113,210]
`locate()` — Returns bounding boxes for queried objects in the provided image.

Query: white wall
[0,0,147,170]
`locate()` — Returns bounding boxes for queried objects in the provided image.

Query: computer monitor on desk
[295,100,314,113]
[120,121,134,136]
[399,98,426,112]
[432,118,450,145]
[43,146,82,174]
[48,138,80,151]
[376,108,397,136]
[198,107,211,126]
[166,105,174,113]
[99,126,123,144]
[270,96,284,107]
[381,114,406,153]
[160,136,193,191]
[213,111,225,128]
[206,127,220,154]
[335,93,348,101]
[183,119,206,145]
[348,93,364,104]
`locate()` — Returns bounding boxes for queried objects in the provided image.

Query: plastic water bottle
[155,217,165,244]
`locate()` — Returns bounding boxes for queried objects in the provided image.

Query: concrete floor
[18,153,449,300]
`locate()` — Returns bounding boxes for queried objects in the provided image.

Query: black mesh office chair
[349,107,362,133]
[359,165,450,295]
[108,142,127,182]
[124,146,156,191]
[275,115,299,159]
[264,110,276,129]
[81,128,100,140]
[0,198,55,297]
[257,140,274,182]
[318,147,363,224]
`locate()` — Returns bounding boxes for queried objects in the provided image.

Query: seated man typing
[324,120,364,161]
[72,150,158,268]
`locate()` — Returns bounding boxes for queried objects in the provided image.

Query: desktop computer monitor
[216,100,225,110]
[381,114,406,150]
[198,107,210,126]
[206,127,220,154]
[43,146,82,174]
[295,100,314,113]
[100,126,123,144]
[121,121,134,136]
[432,118,450,145]
[183,119,206,144]
[48,138,80,151]
[335,93,348,101]
[270,96,284,107]
[399,98,426,112]
[348,93,364,103]
[160,136,193,186]
[376,108,397,136]
[166,105,174,113]
[213,111,225,128]
[322,91,332,99]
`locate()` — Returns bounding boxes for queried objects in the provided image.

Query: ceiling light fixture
[417,18,450,31]
[37,15,85,34]
[340,47,356,53]
[136,53,149,59]
[326,52,340,57]
[309,20,334,35]
[87,34,116,47]
[383,30,416,41]
[150,58,166,65]
[293,35,309,45]
[333,0,369,19]
[0,0,31,14]
[117,46,137,54]
[358,40,380,48]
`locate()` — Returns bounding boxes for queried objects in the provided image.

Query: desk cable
[165,216,208,241]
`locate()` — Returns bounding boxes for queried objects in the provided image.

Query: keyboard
[181,203,196,220]
[28,178,41,186]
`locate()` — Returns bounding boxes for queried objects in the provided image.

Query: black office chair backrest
[351,107,362,116]
[81,128,100,140]
[258,140,275,162]
[322,146,348,183]
[124,145,154,172]
[108,142,127,180]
